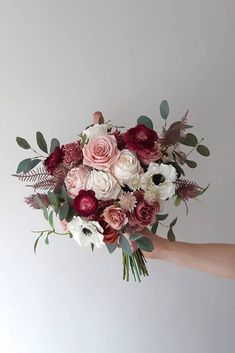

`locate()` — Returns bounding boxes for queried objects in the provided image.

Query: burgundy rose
[123,124,158,158]
[129,191,159,228]
[44,147,64,174]
[73,189,98,217]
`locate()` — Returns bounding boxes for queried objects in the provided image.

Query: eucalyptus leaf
[185,159,197,168]
[16,137,31,150]
[45,234,50,245]
[196,144,210,157]
[137,237,154,252]
[119,234,132,256]
[170,217,177,227]
[61,185,68,202]
[181,133,198,147]
[151,222,158,234]
[16,158,32,173]
[48,211,54,229]
[66,206,76,222]
[170,162,185,177]
[157,213,168,221]
[137,115,153,129]
[167,228,175,242]
[34,232,43,254]
[160,100,169,119]
[36,131,48,154]
[106,242,118,254]
[50,138,60,153]
[59,203,69,221]
[129,233,143,241]
[47,191,58,209]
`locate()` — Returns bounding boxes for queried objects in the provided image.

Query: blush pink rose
[129,191,159,228]
[64,166,90,198]
[103,205,128,230]
[83,135,120,170]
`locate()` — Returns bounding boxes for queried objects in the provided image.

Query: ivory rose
[86,170,122,200]
[110,149,143,186]
[64,166,90,198]
[83,135,120,170]
[103,205,128,230]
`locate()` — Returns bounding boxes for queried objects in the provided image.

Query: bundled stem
[122,249,149,282]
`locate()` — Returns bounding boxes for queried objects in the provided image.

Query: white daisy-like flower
[128,174,142,191]
[68,216,104,248]
[119,192,137,212]
[141,163,177,200]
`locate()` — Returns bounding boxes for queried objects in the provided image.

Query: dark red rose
[113,130,127,150]
[99,218,119,244]
[44,147,64,174]
[129,191,159,228]
[123,124,158,155]
[73,190,99,217]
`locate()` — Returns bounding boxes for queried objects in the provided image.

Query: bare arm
[141,229,235,280]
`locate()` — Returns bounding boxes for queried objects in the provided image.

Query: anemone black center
[152,173,165,185]
[83,227,92,236]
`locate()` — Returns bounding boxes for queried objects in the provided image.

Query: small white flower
[128,174,142,191]
[141,163,177,200]
[83,124,110,141]
[68,216,104,248]
[86,170,122,200]
[111,149,143,186]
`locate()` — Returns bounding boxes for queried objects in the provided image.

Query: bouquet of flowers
[13,101,210,282]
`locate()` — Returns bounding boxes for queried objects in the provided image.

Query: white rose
[86,170,122,200]
[110,149,143,186]
[141,163,177,200]
[83,124,110,140]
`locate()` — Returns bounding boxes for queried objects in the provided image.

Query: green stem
[186,138,204,158]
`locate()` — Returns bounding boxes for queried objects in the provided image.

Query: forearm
[141,230,235,280]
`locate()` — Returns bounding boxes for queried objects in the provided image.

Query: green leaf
[91,243,95,251]
[34,232,43,254]
[171,162,185,177]
[16,137,31,150]
[170,217,177,227]
[137,237,154,252]
[184,124,194,129]
[185,159,197,168]
[181,133,198,147]
[36,131,48,154]
[137,115,153,129]
[16,158,32,173]
[61,185,68,202]
[48,211,54,229]
[106,242,118,254]
[47,191,58,210]
[34,195,48,220]
[167,228,175,241]
[196,144,210,157]
[157,213,168,221]
[98,115,105,124]
[129,233,143,241]
[45,233,50,245]
[119,234,132,256]
[50,138,60,153]
[151,222,158,234]
[59,203,69,221]
[66,206,76,222]
[160,100,169,119]
[174,196,181,207]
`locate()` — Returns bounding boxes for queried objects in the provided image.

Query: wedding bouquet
[14,101,210,281]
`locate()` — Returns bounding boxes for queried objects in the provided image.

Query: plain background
[0,1,235,352]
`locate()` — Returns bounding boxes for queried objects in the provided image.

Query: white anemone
[141,163,177,200]
[68,216,104,248]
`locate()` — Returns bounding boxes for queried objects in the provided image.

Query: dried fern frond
[25,193,50,209]
[160,110,189,148]
[27,178,57,191]
[12,167,50,183]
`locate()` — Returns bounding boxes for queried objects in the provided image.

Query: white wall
[0,1,235,352]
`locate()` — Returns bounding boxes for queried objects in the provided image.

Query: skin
[141,228,235,280]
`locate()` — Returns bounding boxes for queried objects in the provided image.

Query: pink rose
[139,145,162,165]
[64,166,90,198]
[103,205,128,230]
[83,135,120,170]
